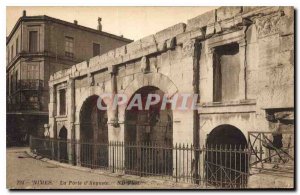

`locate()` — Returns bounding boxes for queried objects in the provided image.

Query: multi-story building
[6,10,132,145]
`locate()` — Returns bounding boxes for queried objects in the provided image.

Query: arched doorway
[58,126,68,163]
[205,125,248,188]
[125,86,173,176]
[79,95,108,169]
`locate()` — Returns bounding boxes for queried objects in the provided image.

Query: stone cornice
[49,6,290,85]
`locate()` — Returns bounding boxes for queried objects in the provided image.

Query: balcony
[17,79,44,90]
[7,101,41,112]
[7,79,44,112]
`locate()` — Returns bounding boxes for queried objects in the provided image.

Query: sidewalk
[7,147,203,189]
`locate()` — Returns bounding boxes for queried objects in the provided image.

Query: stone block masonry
[47,6,294,189]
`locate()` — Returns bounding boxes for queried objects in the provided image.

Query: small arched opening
[205,124,248,188]
[58,126,68,163]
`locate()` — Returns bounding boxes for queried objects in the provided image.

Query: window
[29,95,39,103]
[59,89,66,115]
[10,75,13,94]
[29,31,38,52]
[11,45,14,61]
[27,64,39,80]
[7,47,10,63]
[16,37,19,55]
[14,70,18,91]
[213,43,240,102]
[93,43,100,57]
[65,36,74,58]
[7,76,9,95]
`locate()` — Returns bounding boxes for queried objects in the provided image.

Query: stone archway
[120,72,178,122]
[207,124,247,147]
[124,86,173,176]
[205,124,248,188]
[123,73,178,103]
[79,95,108,169]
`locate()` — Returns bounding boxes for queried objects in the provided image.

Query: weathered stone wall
[49,21,200,145]
[197,6,294,145]
[48,7,294,187]
[49,5,294,145]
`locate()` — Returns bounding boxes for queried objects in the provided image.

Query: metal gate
[204,145,249,188]
[124,121,173,176]
[248,131,294,172]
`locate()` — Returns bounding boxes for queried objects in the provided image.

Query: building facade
[6,11,132,145]
[45,7,294,187]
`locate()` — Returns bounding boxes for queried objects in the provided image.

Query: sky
[6,6,216,40]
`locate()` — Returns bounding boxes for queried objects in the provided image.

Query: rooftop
[6,13,133,45]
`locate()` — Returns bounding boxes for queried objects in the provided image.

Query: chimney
[97,17,102,31]
[74,20,78,25]
[23,10,26,17]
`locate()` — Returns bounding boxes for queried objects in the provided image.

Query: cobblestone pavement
[7,147,201,189]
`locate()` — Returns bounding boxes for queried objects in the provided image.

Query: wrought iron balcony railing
[17,79,44,90]
[7,101,41,112]
[7,80,44,112]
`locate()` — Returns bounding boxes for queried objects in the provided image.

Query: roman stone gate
[45,7,294,187]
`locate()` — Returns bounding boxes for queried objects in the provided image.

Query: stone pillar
[48,84,57,161]
[56,89,60,118]
[207,47,215,102]
[108,65,119,126]
[238,39,247,100]
[75,122,81,166]
[114,107,125,174]
[107,65,127,173]
[172,110,194,180]
[48,85,57,139]
[67,78,75,165]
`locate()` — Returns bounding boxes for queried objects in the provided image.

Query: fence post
[51,139,55,160]
[259,133,263,169]
[29,135,32,152]
[194,145,200,185]
[57,140,60,162]
[175,143,178,182]
[76,140,81,166]
[112,143,115,173]
[200,145,204,185]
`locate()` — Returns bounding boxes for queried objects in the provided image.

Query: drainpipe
[192,39,202,184]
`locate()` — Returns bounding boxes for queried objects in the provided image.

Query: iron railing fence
[204,144,249,188]
[248,131,294,173]
[30,136,250,188]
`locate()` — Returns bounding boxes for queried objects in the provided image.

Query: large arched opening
[125,86,173,176]
[205,124,248,188]
[79,95,108,169]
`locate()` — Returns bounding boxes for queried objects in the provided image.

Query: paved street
[7,147,198,189]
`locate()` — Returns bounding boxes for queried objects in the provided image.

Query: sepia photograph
[5,4,295,190]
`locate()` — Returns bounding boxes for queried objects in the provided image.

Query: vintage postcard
[6,6,295,189]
